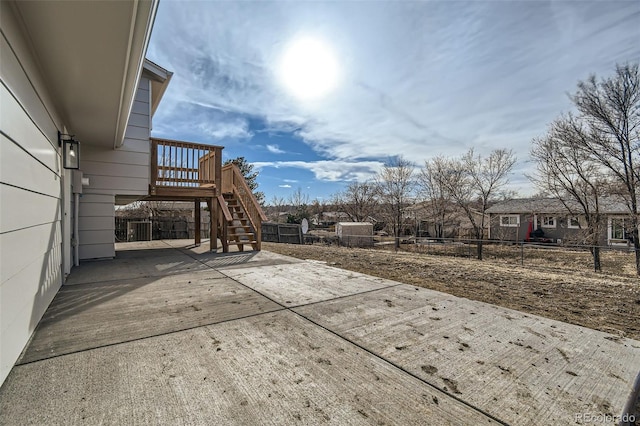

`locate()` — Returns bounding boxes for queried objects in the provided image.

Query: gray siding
[78,77,151,259]
[0,3,65,385]
[78,194,115,259]
[490,213,608,245]
[81,77,151,197]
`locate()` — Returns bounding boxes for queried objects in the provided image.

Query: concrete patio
[1,240,638,425]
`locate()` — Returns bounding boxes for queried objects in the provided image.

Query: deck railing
[222,163,268,248]
[150,138,223,190]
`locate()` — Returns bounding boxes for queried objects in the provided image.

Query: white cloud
[283,179,298,183]
[254,160,383,182]
[278,184,292,188]
[197,119,253,140]
[266,144,285,154]
[149,0,640,190]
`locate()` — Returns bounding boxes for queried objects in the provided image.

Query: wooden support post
[194,198,201,246]
[210,197,218,252]
[214,146,223,193]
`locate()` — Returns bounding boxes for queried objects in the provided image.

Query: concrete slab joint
[0,241,638,426]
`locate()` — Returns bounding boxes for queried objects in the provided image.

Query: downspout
[74,192,80,267]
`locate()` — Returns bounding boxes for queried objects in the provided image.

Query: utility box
[71,170,83,194]
[336,222,374,247]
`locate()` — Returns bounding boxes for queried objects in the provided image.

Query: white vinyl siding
[77,76,151,260]
[0,4,65,386]
[78,194,115,259]
[81,77,150,197]
[500,215,519,227]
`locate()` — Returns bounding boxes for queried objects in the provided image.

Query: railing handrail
[217,195,233,222]
[151,137,224,152]
[150,138,222,190]
[222,164,268,222]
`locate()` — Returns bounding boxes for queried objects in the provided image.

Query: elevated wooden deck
[149,138,223,200]
[148,138,266,252]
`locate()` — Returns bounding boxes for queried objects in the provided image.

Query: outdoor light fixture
[58,131,80,169]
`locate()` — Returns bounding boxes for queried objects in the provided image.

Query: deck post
[194,198,201,246]
[214,147,223,191]
[210,197,218,252]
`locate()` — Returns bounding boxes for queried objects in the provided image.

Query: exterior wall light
[58,131,80,169]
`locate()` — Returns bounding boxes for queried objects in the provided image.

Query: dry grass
[263,242,640,340]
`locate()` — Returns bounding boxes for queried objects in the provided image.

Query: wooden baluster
[150,139,158,192]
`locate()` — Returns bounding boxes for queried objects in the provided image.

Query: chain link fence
[297,233,638,276]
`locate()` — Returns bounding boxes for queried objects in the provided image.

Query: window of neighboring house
[568,217,581,229]
[541,216,556,228]
[500,215,519,227]
[610,218,627,241]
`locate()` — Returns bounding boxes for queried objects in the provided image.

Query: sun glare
[279,37,340,100]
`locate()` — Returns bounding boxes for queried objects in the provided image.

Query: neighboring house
[486,198,631,246]
[1,0,265,387]
[313,211,353,226]
[405,201,488,239]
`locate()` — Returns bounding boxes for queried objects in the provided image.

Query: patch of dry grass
[263,242,640,340]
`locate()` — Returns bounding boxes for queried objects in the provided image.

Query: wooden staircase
[148,138,266,253]
[220,193,259,251]
[217,163,267,253]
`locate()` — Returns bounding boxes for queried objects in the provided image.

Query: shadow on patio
[2,240,639,425]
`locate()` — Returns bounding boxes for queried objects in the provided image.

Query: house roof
[10,0,158,148]
[486,197,628,215]
[143,59,173,116]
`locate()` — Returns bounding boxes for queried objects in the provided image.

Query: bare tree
[531,115,609,271]
[442,148,516,260]
[569,63,640,274]
[333,181,379,222]
[417,156,455,238]
[310,198,330,225]
[374,157,415,248]
[288,187,310,224]
[268,195,287,223]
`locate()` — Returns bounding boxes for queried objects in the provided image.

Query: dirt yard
[263,242,640,341]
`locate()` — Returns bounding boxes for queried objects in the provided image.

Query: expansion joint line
[177,242,510,426]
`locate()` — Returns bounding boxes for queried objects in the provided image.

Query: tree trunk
[394,220,400,249]
[476,229,483,260]
[590,245,601,272]
[633,226,640,276]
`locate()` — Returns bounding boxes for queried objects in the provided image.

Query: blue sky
[147,0,640,203]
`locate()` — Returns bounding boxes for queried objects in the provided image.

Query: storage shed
[336,222,374,247]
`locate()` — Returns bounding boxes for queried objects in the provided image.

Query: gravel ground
[263,242,640,341]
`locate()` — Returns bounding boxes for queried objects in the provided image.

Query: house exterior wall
[0,2,66,385]
[78,77,151,259]
[489,214,528,241]
[78,194,115,259]
[490,213,615,245]
[81,77,151,196]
